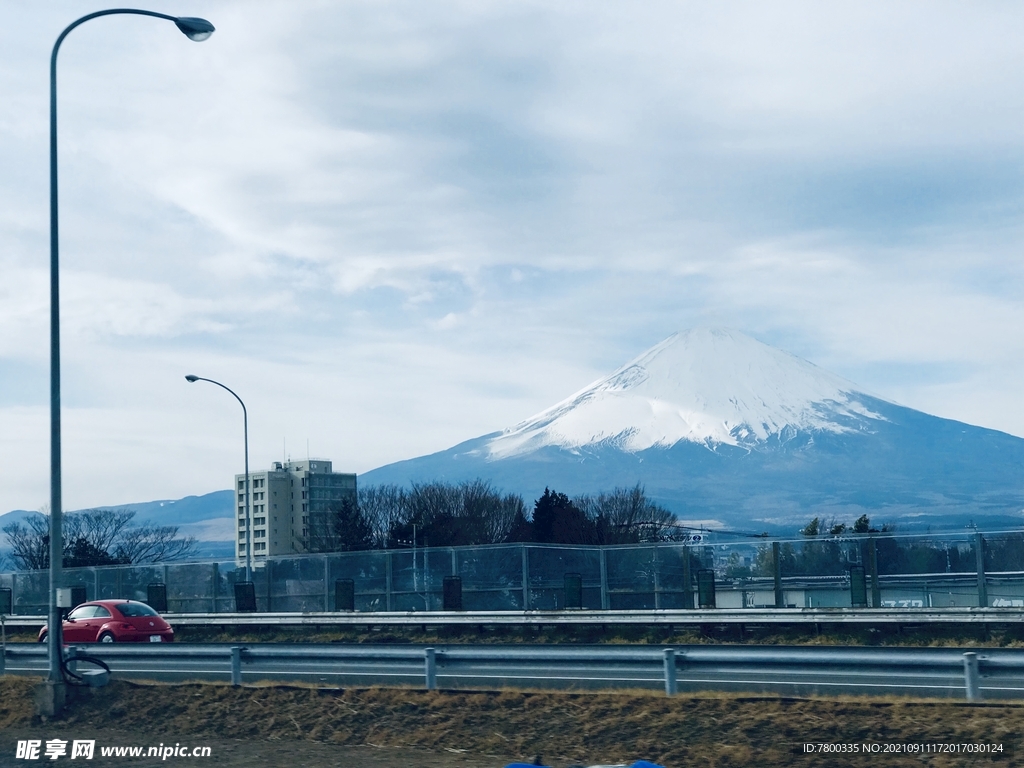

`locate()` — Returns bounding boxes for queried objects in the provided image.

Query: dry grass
[172,621,1024,647]
[2,676,1023,766]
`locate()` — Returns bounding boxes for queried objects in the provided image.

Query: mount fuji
[362,329,1024,532]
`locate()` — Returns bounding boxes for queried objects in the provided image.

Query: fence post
[963,652,981,701]
[230,646,242,686]
[697,569,716,609]
[599,548,609,610]
[522,546,530,611]
[663,648,677,696]
[425,647,437,690]
[772,541,783,608]
[653,545,661,610]
[323,555,329,612]
[849,565,868,608]
[868,537,880,608]
[211,563,219,614]
[682,546,692,610]
[975,533,988,608]
[385,551,393,611]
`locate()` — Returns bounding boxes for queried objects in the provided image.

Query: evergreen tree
[532,488,595,544]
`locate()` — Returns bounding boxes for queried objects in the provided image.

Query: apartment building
[234,459,357,563]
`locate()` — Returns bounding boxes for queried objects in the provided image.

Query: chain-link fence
[1,532,1021,614]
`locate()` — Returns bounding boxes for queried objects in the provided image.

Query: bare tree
[357,484,409,549]
[2,513,51,570]
[575,484,675,543]
[2,508,196,569]
[113,524,197,564]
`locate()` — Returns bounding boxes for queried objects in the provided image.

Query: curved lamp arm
[184,376,251,582]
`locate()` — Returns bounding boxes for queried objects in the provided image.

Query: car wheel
[98,632,115,643]
[38,632,47,643]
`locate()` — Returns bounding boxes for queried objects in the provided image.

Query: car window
[115,602,158,617]
[67,605,95,620]
[93,606,112,618]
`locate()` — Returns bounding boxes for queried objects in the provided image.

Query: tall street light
[184,376,252,581]
[47,9,214,706]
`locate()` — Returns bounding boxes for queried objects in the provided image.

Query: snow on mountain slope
[484,328,889,458]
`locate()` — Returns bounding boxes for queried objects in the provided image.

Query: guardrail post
[230,646,242,686]
[975,533,988,608]
[663,648,677,696]
[425,647,437,690]
[772,542,783,608]
[963,652,980,701]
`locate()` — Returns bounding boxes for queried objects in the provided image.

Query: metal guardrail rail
[1,642,1009,701]
[5,606,1024,631]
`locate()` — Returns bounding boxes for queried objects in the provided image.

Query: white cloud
[3,1,1024,512]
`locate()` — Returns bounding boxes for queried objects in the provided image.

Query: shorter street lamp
[185,375,251,581]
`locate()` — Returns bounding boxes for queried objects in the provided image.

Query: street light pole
[185,376,252,581]
[47,9,214,704]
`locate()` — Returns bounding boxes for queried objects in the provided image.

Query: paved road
[5,643,1024,699]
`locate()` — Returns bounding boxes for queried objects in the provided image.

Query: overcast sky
[3,1,1024,514]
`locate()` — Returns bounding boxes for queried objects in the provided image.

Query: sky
[3,1,1024,515]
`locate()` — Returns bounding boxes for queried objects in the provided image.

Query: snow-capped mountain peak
[485,328,887,458]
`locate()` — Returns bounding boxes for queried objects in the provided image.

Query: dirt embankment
[2,676,1023,767]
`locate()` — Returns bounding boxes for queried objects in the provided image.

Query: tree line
[307,481,680,553]
[2,509,197,571]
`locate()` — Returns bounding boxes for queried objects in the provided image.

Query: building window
[254,530,265,538]
[254,542,266,551]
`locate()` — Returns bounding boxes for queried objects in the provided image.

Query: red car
[38,600,174,644]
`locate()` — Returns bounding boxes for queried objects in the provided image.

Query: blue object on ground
[630,762,665,768]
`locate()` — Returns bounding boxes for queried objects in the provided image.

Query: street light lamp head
[185,375,199,382]
[175,17,215,42]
